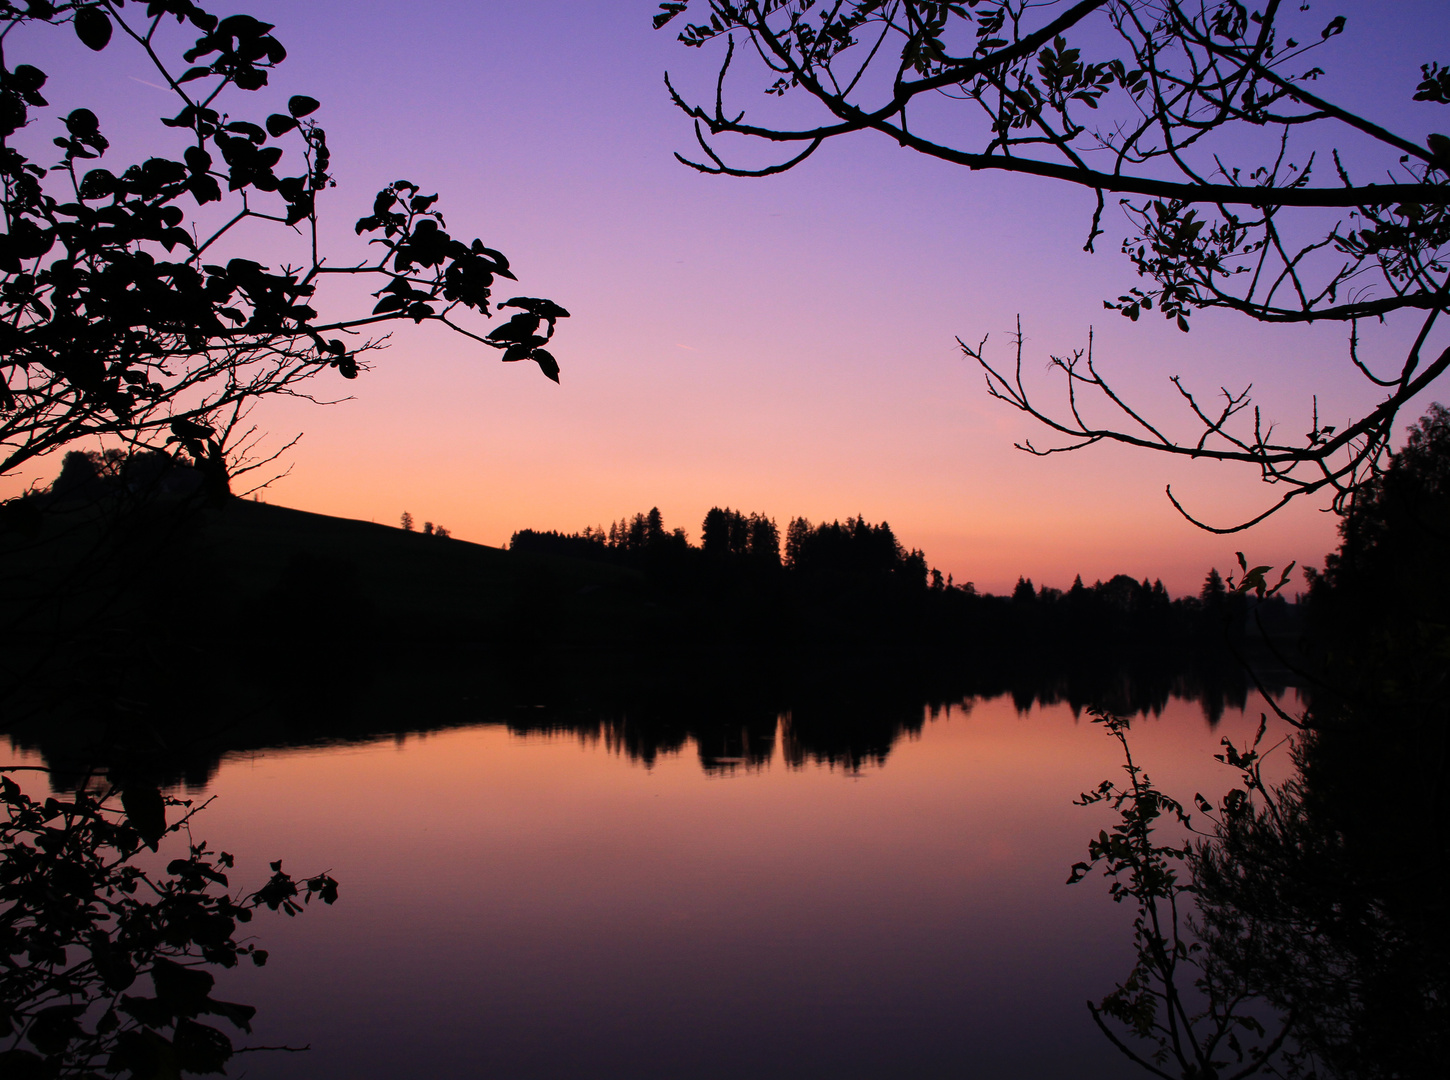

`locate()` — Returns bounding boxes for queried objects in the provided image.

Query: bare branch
[664,1,1450,528]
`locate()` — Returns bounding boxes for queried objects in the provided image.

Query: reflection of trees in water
[1197,727,1448,1076]
[779,692,930,772]
[498,662,1286,776]
[1075,704,1447,1078]
[0,771,335,1078]
[986,660,1268,727]
[6,652,1290,786]
[503,682,937,774]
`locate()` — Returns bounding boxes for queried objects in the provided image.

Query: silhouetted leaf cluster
[0,1,565,486]
[0,772,335,1078]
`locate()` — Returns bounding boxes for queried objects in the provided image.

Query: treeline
[507,506,1298,675]
[511,505,926,582]
[32,448,211,502]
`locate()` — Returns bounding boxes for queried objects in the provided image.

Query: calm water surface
[13,691,1296,1079]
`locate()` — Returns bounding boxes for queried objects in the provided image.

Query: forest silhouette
[509,504,1296,688]
[1,453,1300,791]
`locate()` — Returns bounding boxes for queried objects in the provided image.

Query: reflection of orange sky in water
[0,692,1303,1078]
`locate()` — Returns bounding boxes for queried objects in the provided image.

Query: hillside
[199,499,640,637]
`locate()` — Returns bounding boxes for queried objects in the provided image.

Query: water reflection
[1196,714,1448,1077]
[7,692,1279,1080]
[0,771,336,1078]
[14,678,1426,1080]
[490,656,1294,779]
[6,655,1298,789]
[1076,701,1448,1078]
[507,689,933,774]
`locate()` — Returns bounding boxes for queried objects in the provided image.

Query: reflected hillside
[7,649,1298,789]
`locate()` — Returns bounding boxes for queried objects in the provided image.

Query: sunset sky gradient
[9,1,1450,594]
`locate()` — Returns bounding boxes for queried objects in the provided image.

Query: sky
[8,1,1450,595]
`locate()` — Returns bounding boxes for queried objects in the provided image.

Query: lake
[6,687,1296,1079]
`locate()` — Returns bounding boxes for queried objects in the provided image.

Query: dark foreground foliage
[0,0,564,488]
[0,771,336,1078]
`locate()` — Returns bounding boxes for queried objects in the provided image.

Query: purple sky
[9,1,1450,594]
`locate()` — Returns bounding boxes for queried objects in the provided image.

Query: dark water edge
[4,639,1299,791]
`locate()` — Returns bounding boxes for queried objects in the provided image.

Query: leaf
[204,1000,257,1033]
[232,67,267,91]
[74,6,112,50]
[288,94,320,118]
[502,297,570,320]
[161,105,198,129]
[486,313,542,343]
[109,1027,176,1076]
[151,957,215,1014]
[78,167,115,199]
[120,785,166,849]
[26,1005,86,1055]
[654,2,689,30]
[171,418,215,440]
[1426,133,1450,168]
[10,63,48,106]
[173,1020,233,1073]
[224,120,267,143]
[89,936,137,992]
[532,348,560,383]
[64,107,100,136]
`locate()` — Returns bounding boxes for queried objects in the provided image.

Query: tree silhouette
[701,506,748,557]
[746,511,780,565]
[782,515,926,582]
[1304,402,1450,722]
[0,1,567,487]
[657,2,1449,528]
